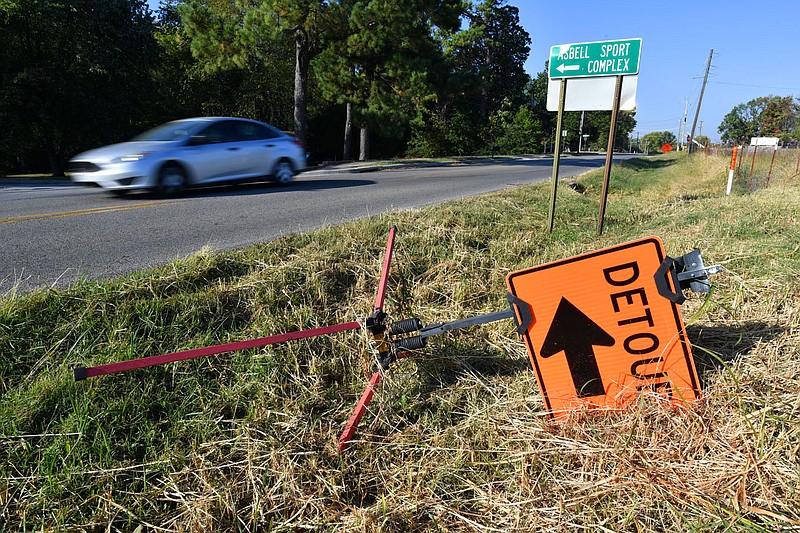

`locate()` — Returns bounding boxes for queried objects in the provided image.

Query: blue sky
[517,0,800,142]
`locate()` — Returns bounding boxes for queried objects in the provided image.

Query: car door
[180,120,250,183]
[232,120,286,176]
[230,120,278,177]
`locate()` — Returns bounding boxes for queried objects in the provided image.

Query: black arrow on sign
[540,297,615,398]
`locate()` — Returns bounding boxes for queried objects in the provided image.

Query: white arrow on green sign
[549,38,642,79]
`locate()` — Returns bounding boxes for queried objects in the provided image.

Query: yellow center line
[0,202,179,225]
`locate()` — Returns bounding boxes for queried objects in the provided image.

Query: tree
[641,131,676,153]
[486,100,542,154]
[554,110,628,154]
[694,135,711,150]
[0,0,158,175]
[409,0,532,156]
[718,95,800,144]
[180,0,337,145]
[315,0,461,160]
[156,0,294,128]
[529,65,555,152]
[761,96,799,143]
[718,97,769,144]
[448,0,530,122]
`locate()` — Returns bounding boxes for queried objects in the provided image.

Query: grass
[1,151,799,531]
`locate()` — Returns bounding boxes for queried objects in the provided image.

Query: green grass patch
[1,153,799,530]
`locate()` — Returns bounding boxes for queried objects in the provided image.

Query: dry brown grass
[1,152,799,531]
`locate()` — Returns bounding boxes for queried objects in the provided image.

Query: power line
[637,119,683,125]
[709,80,800,91]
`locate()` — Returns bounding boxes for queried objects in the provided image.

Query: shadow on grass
[412,342,531,397]
[406,321,786,402]
[687,322,787,388]
[619,157,677,171]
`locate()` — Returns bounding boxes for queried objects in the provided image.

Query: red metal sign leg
[74,321,362,380]
[338,371,383,451]
[373,226,397,314]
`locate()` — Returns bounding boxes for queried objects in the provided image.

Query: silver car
[68,117,306,195]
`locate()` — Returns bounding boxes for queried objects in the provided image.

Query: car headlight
[117,152,153,162]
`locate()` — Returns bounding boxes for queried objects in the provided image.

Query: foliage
[718,95,800,144]
[0,0,636,172]
[485,100,542,154]
[154,0,295,128]
[641,131,677,153]
[180,0,337,143]
[555,110,636,153]
[313,0,459,159]
[693,135,711,148]
[525,67,637,154]
[0,0,158,175]
[406,108,479,157]
[528,65,554,151]
[409,0,535,157]
[446,0,531,120]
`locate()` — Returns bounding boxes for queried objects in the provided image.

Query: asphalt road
[1,154,626,295]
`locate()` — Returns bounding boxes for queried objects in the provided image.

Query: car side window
[235,121,279,141]
[197,121,238,144]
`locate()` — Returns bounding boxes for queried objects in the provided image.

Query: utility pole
[578,111,585,153]
[680,100,688,150]
[689,49,713,154]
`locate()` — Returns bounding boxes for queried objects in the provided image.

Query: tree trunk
[294,33,310,146]
[343,102,353,160]
[45,142,64,177]
[479,39,492,122]
[359,123,370,161]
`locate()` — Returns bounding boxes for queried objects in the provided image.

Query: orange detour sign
[506,236,700,417]
[661,143,673,152]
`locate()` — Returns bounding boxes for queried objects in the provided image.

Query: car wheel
[273,159,295,184]
[155,163,186,197]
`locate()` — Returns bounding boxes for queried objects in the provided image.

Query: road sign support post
[597,75,623,236]
[738,144,746,173]
[796,148,800,175]
[547,79,567,232]
[766,144,777,187]
[748,145,758,192]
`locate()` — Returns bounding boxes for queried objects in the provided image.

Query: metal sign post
[597,76,623,236]
[546,38,641,233]
[548,79,567,232]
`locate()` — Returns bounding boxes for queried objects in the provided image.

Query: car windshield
[132,121,204,142]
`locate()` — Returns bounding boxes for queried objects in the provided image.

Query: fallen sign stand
[74,228,720,449]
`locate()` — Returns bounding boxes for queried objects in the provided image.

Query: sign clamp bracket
[655,249,722,304]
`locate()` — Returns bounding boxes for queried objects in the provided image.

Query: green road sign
[549,38,642,79]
